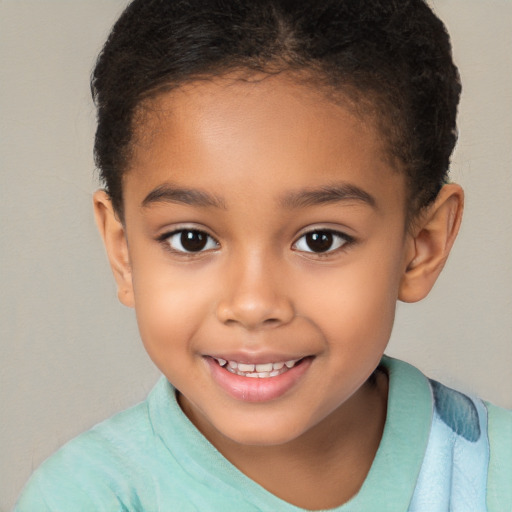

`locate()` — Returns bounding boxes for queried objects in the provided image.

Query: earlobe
[93,190,135,308]
[399,184,464,303]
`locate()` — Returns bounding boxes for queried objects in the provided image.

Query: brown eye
[293,230,350,254]
[166,229,218,253]
[305,232,333,252]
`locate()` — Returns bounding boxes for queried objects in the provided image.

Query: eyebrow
[279,183,377,210]
[141,182,376,211]
[141,183,226,209]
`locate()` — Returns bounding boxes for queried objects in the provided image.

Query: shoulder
[382,357,512,511]
[485,401,512,512]
[486,399,512,437]
[14,400,156,511]
[428,382,512,511]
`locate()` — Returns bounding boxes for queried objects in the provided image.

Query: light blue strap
[409,390,489,511]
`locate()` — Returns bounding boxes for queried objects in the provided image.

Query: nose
[215,254,295,330]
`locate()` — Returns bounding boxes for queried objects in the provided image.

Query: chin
[214,416,308,447]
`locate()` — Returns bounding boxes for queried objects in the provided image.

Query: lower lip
[205,357,313,403]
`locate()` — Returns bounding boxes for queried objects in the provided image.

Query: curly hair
[91,0,461,219]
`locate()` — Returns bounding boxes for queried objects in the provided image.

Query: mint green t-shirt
[14,357,512,511]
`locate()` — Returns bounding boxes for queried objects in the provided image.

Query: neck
[182,370,389,510]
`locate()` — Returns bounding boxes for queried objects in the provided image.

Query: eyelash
[157,228,354,256]
[292,229,354,256]
[158,228,219,254]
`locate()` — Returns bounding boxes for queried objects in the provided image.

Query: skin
[94,73,463,509]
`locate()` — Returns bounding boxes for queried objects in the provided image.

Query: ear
[93,190,135,307]
[399,183,464,303]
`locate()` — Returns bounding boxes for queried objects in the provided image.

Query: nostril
[215,292,295,329]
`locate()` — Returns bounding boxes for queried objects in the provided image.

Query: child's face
[117,74,413,445]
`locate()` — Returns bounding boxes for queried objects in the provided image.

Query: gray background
[1,1,511,509]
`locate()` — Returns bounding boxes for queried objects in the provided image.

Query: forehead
[125,73,406,215]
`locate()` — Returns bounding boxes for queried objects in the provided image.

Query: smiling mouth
[206,355,314,402]
[212,357,305,378]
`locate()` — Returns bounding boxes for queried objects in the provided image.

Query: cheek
[130,262,214,363]
[297,252,403,349]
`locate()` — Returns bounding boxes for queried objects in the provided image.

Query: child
[14,0,511,510]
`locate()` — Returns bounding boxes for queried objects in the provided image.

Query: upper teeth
[214,358,301,377]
